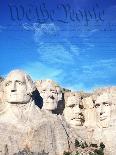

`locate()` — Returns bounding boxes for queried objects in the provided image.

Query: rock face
[0,70,116,155]
[35,80,64,115]
[0,70,71,155]
[91,92,116,155]
[82,96,96,128]
[63,92,84,128]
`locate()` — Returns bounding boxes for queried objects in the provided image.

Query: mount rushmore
[0,69,116,155]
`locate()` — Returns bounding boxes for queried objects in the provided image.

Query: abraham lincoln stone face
[3,70,33,104]
[95,93,111,128]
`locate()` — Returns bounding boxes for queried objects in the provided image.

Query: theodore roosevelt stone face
[3,70,31,104]
[63,95,84,128]
[95,93,111,128]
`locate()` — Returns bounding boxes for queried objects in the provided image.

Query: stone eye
[95,103,100,108]
[51,90,56,93]
[17,81,23,85]
[79,104,84,109]
[5,81,11,86]
[69,104,75,108]
[103,102,109,106]
[19,82,22,85]
[41,90,46,94]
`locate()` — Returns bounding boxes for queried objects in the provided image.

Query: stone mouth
[10,93,18,97]
[100,116,107,121]
[45,101,55,104]
[71,118,82,121]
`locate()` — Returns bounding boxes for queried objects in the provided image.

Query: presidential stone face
[63,95,84,128]
[3,70,34,104]
[39,80,61,112]
[95,93,111,128]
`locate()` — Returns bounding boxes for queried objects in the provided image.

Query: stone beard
[63,95,84,128]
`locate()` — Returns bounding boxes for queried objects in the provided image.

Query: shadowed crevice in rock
[13,148,49,155]
[53,94,65,115]
[31,89,43,109]
[0,76,4,82]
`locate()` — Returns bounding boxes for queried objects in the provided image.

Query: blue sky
[0,0,116,91]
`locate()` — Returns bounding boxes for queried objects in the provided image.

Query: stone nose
[100,104,105,114]
[49,95,55,100]
[46,91,54,99]
[100,112,104,115]
[11,82,16,92]
[73,106,81,114]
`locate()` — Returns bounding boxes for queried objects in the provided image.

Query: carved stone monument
[92,92,116,155]
[0,69,116,155]
[35,79,62,113]
[95,93,112,128]
[82,96,96,127]
[0,70,69,155]
[63,93,84,128]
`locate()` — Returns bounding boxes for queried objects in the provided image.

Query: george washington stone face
[3,70,34,104]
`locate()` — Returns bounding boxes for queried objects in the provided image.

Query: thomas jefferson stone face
[4,71,31,104]
[40,82,58,111]
[95,93,111,128]
[64,95,84,128]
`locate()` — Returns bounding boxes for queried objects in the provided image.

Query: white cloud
[70,45,80,56]
[22,22,116,92]
[0,25,6,32]
[23,22,80,66]
[82,58,116,79]
[21,61,63,81]
[23,23,59,42]
[21,57,116,92]
[79,29,99,38]
[37,43,78,65]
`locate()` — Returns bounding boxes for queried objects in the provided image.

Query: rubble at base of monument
[0,69,116,155]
